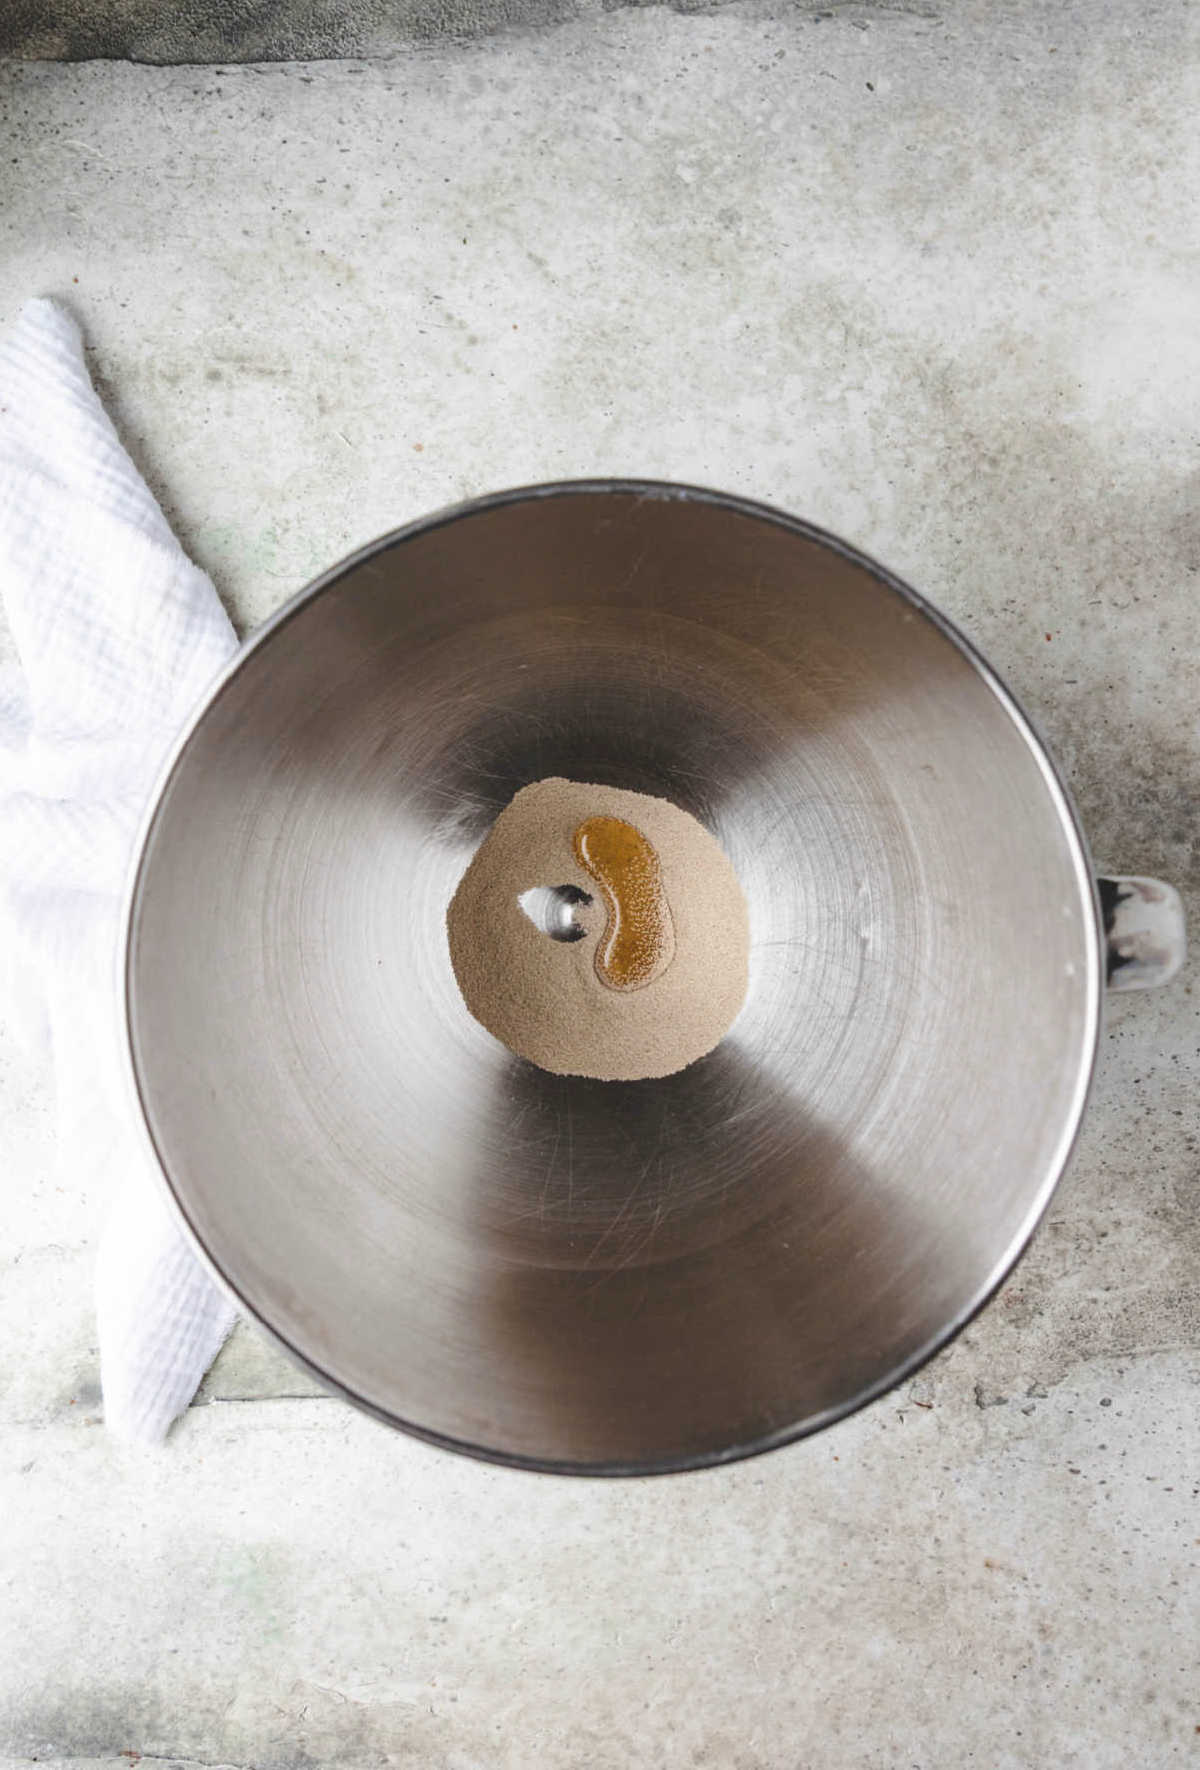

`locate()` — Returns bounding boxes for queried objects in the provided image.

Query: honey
[572,815,675,992]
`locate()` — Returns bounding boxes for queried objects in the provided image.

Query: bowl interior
[126,485,1100,1471]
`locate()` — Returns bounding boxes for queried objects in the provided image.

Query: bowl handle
[1098,875,1186,992]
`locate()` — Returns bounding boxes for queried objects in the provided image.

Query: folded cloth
[0,298,238,1441]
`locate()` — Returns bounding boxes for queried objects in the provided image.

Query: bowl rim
[120,477,1104,1475]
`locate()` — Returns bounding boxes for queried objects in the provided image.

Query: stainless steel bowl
[123,482,1178,1473]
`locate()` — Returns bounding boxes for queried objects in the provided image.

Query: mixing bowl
[123,482,1184,1472]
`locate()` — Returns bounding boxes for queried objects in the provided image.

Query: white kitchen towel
[0,298,238,1441]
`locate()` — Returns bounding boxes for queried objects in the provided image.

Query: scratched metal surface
[125,485,1099,1472]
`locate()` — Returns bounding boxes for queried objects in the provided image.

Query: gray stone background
[5,0,726,62]
[2,1,1199,1766]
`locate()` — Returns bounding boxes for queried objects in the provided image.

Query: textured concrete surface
[0,0,737,64]
[2,3,1199,1764]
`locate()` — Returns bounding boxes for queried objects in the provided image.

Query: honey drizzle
[572,815,675,992]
